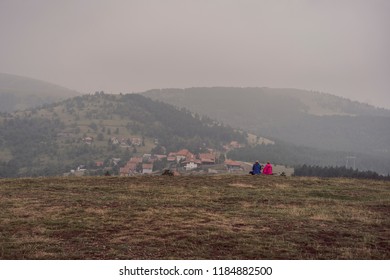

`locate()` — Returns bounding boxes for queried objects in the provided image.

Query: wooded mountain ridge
[0,93,245,177]
[1,76,389,175]
[141,87,390,162]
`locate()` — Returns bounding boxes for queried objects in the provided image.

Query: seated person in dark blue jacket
[250,160,261,175]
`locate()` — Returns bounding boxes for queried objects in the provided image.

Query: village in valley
[118,145,245,176]
[66,135,293,177]
[68,138,246,176]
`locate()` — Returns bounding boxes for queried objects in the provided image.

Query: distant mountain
[1,90,389,176]
[0,93,245,177]
[143,87,390,118]
[0,73,81,112]
[141,87,390,158]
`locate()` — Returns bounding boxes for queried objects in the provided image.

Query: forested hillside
[0,93,245,177]
[142,87,390,155]
[142,87,390,174]
[294,165,390,180]
[1,88,389,176]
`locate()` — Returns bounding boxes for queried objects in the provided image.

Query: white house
[184,161,198,171]
[142,163,153,174]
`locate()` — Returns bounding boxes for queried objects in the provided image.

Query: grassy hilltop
[1,175,389,260]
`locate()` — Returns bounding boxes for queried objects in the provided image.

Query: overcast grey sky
[1,0,389,108]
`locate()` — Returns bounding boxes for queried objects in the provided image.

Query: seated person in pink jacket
[263,162,273,175]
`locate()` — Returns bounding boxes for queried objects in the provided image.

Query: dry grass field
[0,175,389,259]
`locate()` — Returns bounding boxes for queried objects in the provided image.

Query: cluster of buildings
[65,140,247,176]
[118,147,245,176]
[81,136,143,147]
[167,149,217,171]
[109,137,142,147]
[119,154,165,176]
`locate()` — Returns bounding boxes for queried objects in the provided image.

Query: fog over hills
[1,1,389,109]
[0,73,81,112]
[0,75,389,175]
[142,87,390,161]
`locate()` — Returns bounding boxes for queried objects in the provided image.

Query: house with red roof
[225,159,243,171]
[142,163,153,174]
[129,157,143,164]
[199,152,216,165]
[119,162,138,176]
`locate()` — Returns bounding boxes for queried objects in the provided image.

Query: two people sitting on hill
[250,161,273,175]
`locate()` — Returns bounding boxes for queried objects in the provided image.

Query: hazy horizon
[1,0,389,108]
